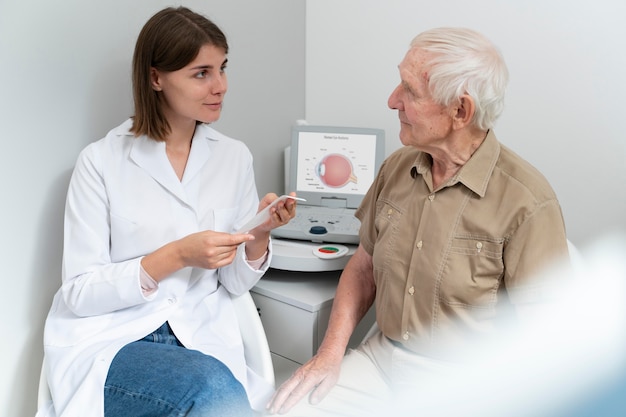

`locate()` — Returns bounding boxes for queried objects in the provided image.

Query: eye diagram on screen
[316,153,357,188]
[295,131,377,195]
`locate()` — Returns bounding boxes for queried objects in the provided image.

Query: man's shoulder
[495,144,558,201]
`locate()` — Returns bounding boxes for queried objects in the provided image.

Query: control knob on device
[309,225,328,235]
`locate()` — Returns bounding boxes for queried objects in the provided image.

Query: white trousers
[277,331,454,417]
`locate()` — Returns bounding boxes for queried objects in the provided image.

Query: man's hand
[266,348,343,414]
[268,245,376,414]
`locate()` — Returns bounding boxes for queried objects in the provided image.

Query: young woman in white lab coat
[36,7,296,417]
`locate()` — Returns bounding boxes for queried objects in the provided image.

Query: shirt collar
[410,130,500,198]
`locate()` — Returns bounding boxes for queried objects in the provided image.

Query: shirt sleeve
[246,250,269,271]
[504,198,570,305]
[140,264,159,298]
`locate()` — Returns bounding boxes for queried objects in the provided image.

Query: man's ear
[150,68,162,91]
[452,94,475,129]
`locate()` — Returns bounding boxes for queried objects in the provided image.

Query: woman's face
[151,44,228,126]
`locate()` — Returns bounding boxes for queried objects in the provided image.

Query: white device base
[270,238,356,272]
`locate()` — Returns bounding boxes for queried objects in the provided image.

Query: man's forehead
[399,47,430,82]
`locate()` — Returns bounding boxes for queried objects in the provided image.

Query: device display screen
[294,130,378,195]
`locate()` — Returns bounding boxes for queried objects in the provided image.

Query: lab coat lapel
[182,129,210,185]
[129,136,190,205]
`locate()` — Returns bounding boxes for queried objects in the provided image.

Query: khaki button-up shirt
[356,131,568,358]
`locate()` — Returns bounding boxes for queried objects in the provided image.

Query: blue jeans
[104,322,253,417]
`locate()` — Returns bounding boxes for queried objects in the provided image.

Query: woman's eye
[195,70,208,79]
[220,65,227,74]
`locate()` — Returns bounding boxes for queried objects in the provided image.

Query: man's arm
[504,199,570,327]
[267,244,376,414]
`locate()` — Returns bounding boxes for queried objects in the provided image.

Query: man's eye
[220,65,227,73]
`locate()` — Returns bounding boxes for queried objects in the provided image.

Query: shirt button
[408,286,415,295]
[416,240,423,249]
[476,242,483,253]
[402,332,410,341]
[428,194,435,201]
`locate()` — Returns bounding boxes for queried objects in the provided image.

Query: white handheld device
[236,195,306,233]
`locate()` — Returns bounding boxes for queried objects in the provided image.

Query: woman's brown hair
[130,7,228,141]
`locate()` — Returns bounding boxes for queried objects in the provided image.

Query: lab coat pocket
[110,211,138,235]
[109,211,140,260]
[210,207,239,233]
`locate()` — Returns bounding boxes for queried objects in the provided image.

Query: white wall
[305,0,626,247]
[0,1,304,415]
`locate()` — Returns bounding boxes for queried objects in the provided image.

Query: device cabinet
[250,268,376,385]
[269,353,300,384]
[251,290,331,365]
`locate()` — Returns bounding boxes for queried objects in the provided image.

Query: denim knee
[105,340,253,417]
[183,355,253,417]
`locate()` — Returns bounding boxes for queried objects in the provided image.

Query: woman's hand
[244,192,299,261]
[252,192,299,234]
[141,230,254,282]
[141,194,299,280]
[177,230,255,270]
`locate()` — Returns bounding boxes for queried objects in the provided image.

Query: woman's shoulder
[77,119,134,162]
[83,119,133,146]
[101,119,135,144]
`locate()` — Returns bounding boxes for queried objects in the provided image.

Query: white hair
[410,28,509,131]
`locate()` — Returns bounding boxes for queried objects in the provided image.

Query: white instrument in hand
[236,195,306,233]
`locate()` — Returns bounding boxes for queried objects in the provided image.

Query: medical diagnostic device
[271,125,385,245]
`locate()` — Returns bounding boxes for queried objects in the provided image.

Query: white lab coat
[37,119,273,417]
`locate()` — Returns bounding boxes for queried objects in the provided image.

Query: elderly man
[267,27,569,416]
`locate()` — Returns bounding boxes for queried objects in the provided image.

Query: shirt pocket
[441,236,504,310]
